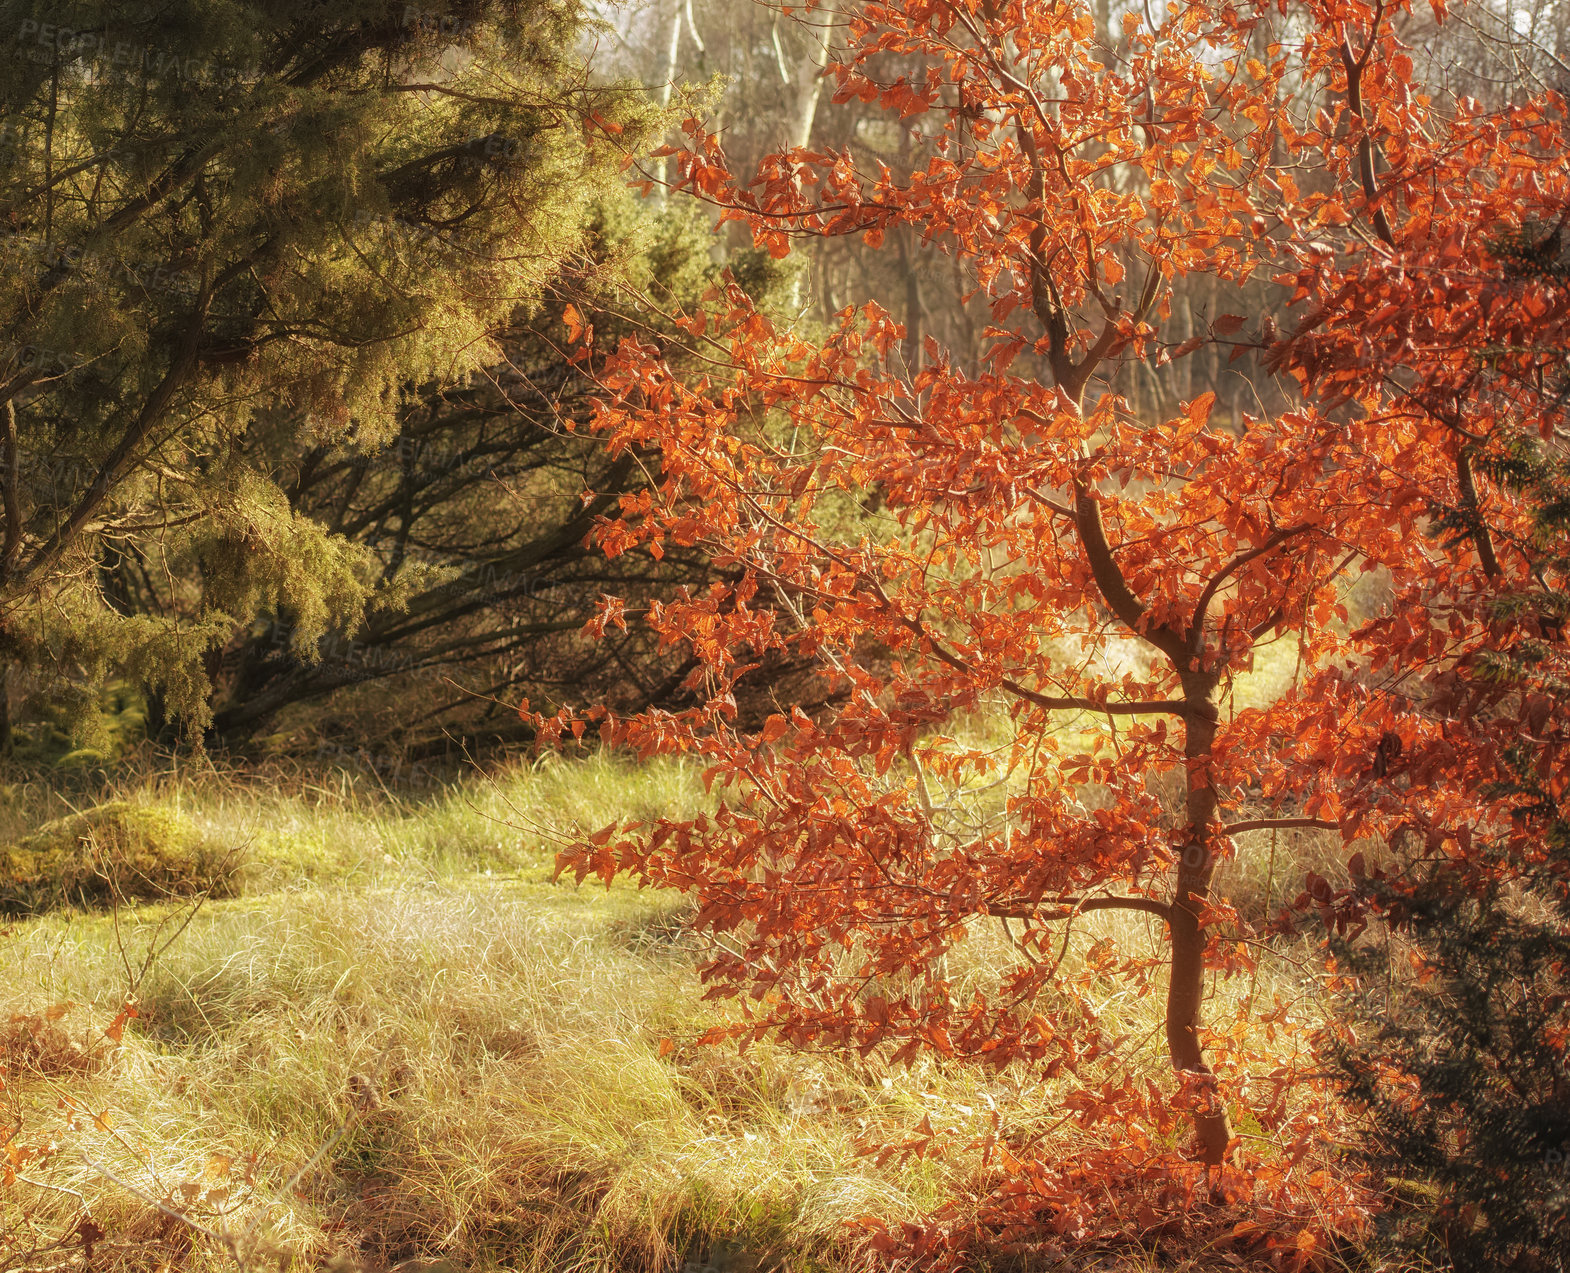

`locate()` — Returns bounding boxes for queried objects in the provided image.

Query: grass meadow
[1,638,1359,1273]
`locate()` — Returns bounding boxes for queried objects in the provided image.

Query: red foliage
[538,0,1570,1256]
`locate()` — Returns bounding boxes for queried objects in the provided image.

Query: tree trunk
[1170,672,1236,1165]
[775,0,838,152]
[656,0,684,193]
[0,661,11,757]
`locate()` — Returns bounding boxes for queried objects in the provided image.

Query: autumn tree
[608,0,1303,426]
[542,0,1570,1243]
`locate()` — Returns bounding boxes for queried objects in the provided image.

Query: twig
[79,1155,237,1267]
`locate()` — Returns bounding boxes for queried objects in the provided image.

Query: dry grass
[1,891,1341,1273]
[0,743,1355,1273]
[1,876,941,1273]
[0,755,931,1273]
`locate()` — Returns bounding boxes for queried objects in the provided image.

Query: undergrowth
[0,748,1356,1273]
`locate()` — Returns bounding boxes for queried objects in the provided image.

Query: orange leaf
[760,714,790,745]
[103,1000,138,1044]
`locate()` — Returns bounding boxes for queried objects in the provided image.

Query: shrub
[0,801,240,914]
[1333,874,1570,1271]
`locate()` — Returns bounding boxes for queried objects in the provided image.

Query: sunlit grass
[0,719,1352,1272]
[2,871,967,1272]
[3,870,1337,1272]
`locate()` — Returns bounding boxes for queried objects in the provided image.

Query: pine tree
[1334,221,1570,1270]
[199,190,804,750]
[0,0,656,743]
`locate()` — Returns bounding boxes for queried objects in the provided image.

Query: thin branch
[1339,19,1395,249]
[1222,817,1342,837]
[2,397,20,578]
[1022,484,1075,518]
[1189,525,1311,652]
[79,1157,231,1252]
[988,895,1173,923]
[996,681,1201,719]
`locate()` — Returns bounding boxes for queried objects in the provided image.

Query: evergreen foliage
[1335,223,1570,1271]
[195,190,803,748]
[0,0,656,741]
[1336,872,1570,1269]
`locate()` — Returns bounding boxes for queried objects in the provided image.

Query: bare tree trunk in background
[765,1,840,310]
[774,0,839,151]
[0,663,10,758]
[898,124,925,374]
[1179,292,1195,402]
[1094,0,1115,65]
[902,228,925,372]
[657,0,684,193]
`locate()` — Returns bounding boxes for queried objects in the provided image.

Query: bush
[0,801,240,914]
[1333,876,1570,1271]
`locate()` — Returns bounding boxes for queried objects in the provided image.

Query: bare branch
[1455,450,1502,579]
[2,397,21,578]
[1339,23,1395,249]
[1222,817,1342,837]
[989,895,1173,923]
